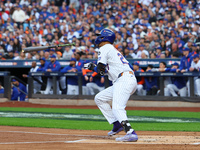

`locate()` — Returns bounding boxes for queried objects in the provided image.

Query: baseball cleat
[108,127,123,136]
[115,131,138,142]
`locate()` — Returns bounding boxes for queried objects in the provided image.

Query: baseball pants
[137,84,144,96]
[94,72,137,124]
[44,78,60,94]
[82,86,89,95]
[187,78,200,96]
[167,84,187,97]
[33,82,41,94]
[59,76,66,90]
[164,87,171,96]
[86,82,105,95]
[67,84,79,95]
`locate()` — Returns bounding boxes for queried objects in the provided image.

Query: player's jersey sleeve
[97,46,109,65]
[190,61,195,69]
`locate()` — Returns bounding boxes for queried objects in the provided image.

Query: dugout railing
[0,71,11,99]
[26,72,200,103]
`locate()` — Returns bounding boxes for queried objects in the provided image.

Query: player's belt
[118,71,134,78]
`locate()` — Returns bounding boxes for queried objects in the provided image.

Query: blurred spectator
[124,48,133,59]
[150,52,157,59]
[165,48,171,58]
[14,51,25,60]
[56,51,62,59]
[0,53,6,60]
[12,6,26,28]
[62,46,73,59]
[156,47,163,58]
[1,9,9,22]
[0,0,199,63]
[44,51,50,60]
[136,45,149,58]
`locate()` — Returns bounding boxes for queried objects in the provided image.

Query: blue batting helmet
[95,29,116,46]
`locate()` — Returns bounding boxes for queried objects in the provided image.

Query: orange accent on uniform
[82,69,92,76]
[137,69,145,85]
[92,72,98,77]
[82,69,98,77]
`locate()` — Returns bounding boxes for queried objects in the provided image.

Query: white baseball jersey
[187,59,200,96]
[95,43,137,125]
[191,60,200,70]
[30,66,42,94]
[190,60,200,80]
[98,44,133,82]
[30,66,42,82]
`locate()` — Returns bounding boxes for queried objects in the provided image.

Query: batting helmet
[95,29,116,46]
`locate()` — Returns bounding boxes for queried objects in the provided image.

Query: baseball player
[187,54,200,96]
[83,69,105,95]
[37,57,48,92]
[166,62,187,97]
[22,61,42,94]
[37,57,48,71]
[43,55,61,94]
[151,62,172,96]
[82,68,94,95]
[177,47,192,73]
[84,29,138,142]
[145,65,158,95]
[11,83,19,101]
[12,79,27,101]
[74,51,89,95]
[60,58,81,95]
[74,51,85,68]
[132,62,145,96]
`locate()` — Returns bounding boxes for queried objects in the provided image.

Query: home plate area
[0,126,199,150]
[74,135,200,145]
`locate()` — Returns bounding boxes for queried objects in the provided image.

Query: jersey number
[117,53,128,64]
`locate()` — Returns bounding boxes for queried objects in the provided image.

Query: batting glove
[84,62,96,70]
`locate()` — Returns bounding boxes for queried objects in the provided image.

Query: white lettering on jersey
[97,44,133,82]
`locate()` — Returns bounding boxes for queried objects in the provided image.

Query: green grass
[0,107,200,118]
[0,107,200,132]
[0,118,199,131]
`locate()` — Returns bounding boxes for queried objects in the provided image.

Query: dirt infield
[0,126,199,150]
[0,101,200,149]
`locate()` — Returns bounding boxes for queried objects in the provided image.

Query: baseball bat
[22,43,75,53]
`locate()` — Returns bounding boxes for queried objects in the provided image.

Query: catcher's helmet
[95,29,116,46]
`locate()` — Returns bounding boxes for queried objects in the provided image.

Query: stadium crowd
[0,0,200,99]
[0,0,200,60]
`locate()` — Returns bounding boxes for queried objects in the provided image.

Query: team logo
[98,57,101,61]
